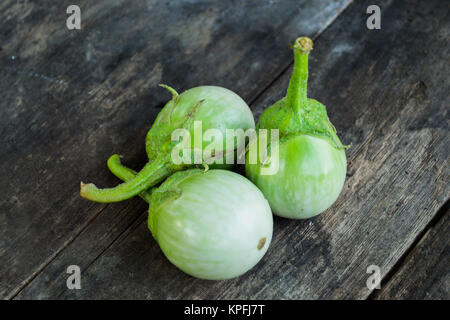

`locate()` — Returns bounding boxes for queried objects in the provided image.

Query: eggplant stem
[107,155,153,203]
[286,36,313,115]
[159,84,179,100]
[80,156,173,203]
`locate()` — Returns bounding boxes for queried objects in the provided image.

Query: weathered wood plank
[374,207,449,300]
[15,0,448,299]
[0,0,352,298]
[244,0,449,299]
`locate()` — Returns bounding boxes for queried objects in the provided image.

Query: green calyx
[146,84,204,160]
[257,36,348,150]
[148,169,205,238]
[149,169,203,212]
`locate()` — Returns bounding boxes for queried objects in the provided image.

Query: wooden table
[1,0,448,299]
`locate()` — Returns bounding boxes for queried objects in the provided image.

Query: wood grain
[13,0,449,299]
[374,207,449,300]
[0,0,352,299]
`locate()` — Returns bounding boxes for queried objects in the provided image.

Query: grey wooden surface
[374,206,449,300]
[1,0,448,299]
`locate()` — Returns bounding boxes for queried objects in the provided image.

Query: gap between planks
[6,202,110,299]
[367,198,450,300]
[9,201,147,299]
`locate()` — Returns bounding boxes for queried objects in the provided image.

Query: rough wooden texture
[7,0,448,299]
[374,208,449,300]
[244,0,449,299]
[0,0,353,299]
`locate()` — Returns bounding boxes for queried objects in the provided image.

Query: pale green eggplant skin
[148,169,273,280]
[146,85,255,166]
[245,37,348,219]
[246,135,346,219]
